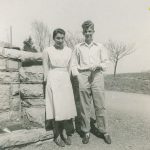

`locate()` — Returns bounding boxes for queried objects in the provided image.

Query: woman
[42,28,77,147]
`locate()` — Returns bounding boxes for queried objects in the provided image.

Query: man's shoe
[82,133,90,144]
[54,136,65,147]
[103,134,111,144]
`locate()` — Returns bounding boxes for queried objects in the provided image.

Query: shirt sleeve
[70,45,80,76]
[67,48,73,76]
[99,44,110,72]
[42,49,50,82]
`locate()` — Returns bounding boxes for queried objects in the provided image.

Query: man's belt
[78,68,101,72]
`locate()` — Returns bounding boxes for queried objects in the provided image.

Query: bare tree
[65,31,83,49]
[105,40,135,77]
[32,21,51,52]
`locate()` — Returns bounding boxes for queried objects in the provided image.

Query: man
[71,20,111,144]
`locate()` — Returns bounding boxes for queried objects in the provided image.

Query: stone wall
[105,73,150,95]
[0,47,54,149]
[0,47,44,129]
[20,66,45,127]
[0,56,21,127]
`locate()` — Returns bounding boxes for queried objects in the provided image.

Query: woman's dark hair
[53,28,66,39]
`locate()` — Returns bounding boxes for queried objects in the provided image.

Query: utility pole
[10,26,12,48]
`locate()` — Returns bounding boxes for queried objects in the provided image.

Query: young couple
[42,20,111,147]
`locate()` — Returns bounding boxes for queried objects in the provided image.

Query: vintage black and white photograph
[0,0,150,150]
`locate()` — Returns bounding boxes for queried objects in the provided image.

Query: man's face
[83,27,95,41]
[54,33,65,47]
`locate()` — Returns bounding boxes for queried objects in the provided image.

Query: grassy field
[104,72,150,95]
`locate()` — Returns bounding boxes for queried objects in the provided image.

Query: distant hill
[144,70,150,73]
[105,72,150,95]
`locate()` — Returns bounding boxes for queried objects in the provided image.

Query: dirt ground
[42,91,150,150]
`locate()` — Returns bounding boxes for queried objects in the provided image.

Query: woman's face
[54,33,65,48]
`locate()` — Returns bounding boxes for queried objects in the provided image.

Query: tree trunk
[114,60,118,77]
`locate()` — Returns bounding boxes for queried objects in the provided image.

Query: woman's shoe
[54,136,65,147]
[63,136,72,145]
[61,129,72,145]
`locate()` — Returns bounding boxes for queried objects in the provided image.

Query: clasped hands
[89,64,101,72]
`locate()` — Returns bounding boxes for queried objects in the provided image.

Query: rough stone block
[0,48,42,62]
[10,72,20,83]
[6,59,20,71]
[10,96,21,111]
[20,84,43,98]
[0,71,19,83]
[0,111,10,123]
[0,48,22,60]
[0,129,53,149]
[0,84,10,111]
[20,66,43,83]
[0,58,6,70]
[8,139,53,150]
[23,99,45,107]
[21,52,42,63]
[10,84,20,96]
[24,107,45,127]
[10,110,21,121]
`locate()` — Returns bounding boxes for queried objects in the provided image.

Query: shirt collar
[81,41,97,47]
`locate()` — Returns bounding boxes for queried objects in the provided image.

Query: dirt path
[43,91,150,150]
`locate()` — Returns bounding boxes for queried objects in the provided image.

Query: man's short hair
[82,20,94,31]
[53,28,65,39]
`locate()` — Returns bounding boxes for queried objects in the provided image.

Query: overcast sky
[0,0,150,73]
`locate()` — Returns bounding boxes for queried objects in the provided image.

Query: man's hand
[89,65,100,71]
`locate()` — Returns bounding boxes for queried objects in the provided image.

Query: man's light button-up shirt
[71,41,109,76]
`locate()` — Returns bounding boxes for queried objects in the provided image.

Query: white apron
[44,46,77,121]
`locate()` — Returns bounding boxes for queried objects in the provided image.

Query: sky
[0,0,150,74]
